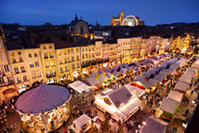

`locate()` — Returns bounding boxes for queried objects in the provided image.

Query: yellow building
[140,39,146,60]
[130,37,142,63]
[108,43,118,67]
[117,38,131,64]
[0,36,16,102]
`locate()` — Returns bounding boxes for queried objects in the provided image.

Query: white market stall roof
[140,116,168,133]
[69,81,90,93]
[129,65,137,69]
[86,77,99,86]
[180,75,192,85]
[167,91,183,103]
[148,67,160,75]
[104,68,112,73]
[159,71,169,77]
[97,74,107,82]
[159,98,178,115]
[119,68,128,73]
[153,74,166,82]
[134,79,151,89]
[191,64,199,69]
[148,79,159,87]
[160,62,169,69]
[73,114,91,128]
[142,72,153,78]
[124,84,145,97]
[105,72,114,78]
[169,64,179,71]
[159,54,166,59]
[15,84,70,114]
[90,71,98,77]
[162,69,171,73]
[134,75,145,81]
[123,63,129,68]
[175,81,189,92]
[195,59,199,64]
[184,69,196,78]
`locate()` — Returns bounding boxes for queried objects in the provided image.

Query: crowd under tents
[95,86,141,122]
[159,98,179,122]
[174,81,189,94]
[140,116,168,133]
[124,84,145,97]
[167,91,183,103]
[69,81,90,93]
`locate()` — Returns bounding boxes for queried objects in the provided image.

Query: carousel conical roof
[15,84,70,114]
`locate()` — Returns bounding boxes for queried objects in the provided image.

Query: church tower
[120,10,124,26]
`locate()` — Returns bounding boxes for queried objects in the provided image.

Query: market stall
[124,84,145,97]
[130,79,151,91]
[70,114,92,133]
[174,81,189,95]
[68,81,90,93]
[140,116,168,133]
[180,75,193,85]
[167,91,183,103]
[14,84,71,133]
[159,98,179,122]
[142,72,153,79]
[148,79,159,91]
[86,77,100,91]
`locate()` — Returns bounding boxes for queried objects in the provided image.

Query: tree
[92,126,99,133]
[101,119,111,133]
[117,124,124,133]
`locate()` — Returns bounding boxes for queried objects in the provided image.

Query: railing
[0,81,14,87]
[46,73,56,78]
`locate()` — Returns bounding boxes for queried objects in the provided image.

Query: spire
[120,9,124,16]
[75,14,78,21]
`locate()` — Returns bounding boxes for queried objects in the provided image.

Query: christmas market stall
[159,98,179,122]
[174,81,189,95]
[124,84,145,97]
[14,84,71,133]
[140,116,168,133]
[68,81,90,93]
[85,77,100,91]
[70,114,92,133]
[167,91,183,103]
[95,86,141,122]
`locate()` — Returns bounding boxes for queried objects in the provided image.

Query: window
[44,53,48,59]
[17,77,21,83]
[34,53,37,57]
[1,53,6,61]
[46,71,50,76]
[37,72,41,77]
[32,72,36,79]
[76,48,78,52]
[46,62,49,67]
[68,57,71,62]
[0,78,4,84]
[35,62,39,67]
[72,57,74,62]
[65,58,67,63]
[77,56,79,61]
[65,66,68,71]
[82,55,84,59]
[50,52,53,58]
[51,62,54,66]
[72,64,75,69]
[30,63,34,68]
[82,48,84,52]
[12,58,16,63]
[29,54,32,58]
[58,51,61,56]
[92,47,94,51]
[19,57,23,62]
[86,48,87,51]
[21,66,25,72]
[14,68,19,74]
[60,68,63,73]
[0,70,1,75]
[68,49,70,54]
[80,27,84,34]
[77,63,80,68]
[49,45,52,49]
[4,65,9,72]
[0,39,3,48]
[43,46,46,49]
[18,52,21,55]
[23,76,27,82]
[71,49,73,53]
[52,70,56,75]
[7,76,11,82]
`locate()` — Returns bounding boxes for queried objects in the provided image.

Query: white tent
[140,116,168,133]
[148,79,159,87]
[112,71,121,77]
[134,75,145,81]
[191,64,199,69]
[104,68,111,73]
[112,65,120,71]
[98,69,104,74]
[134,62,141,67]
[124,84,145,97]
[69,81,90,93]
[86,77,99,86]
[97,74,107,82]
[119,68,128,74]
[180,75,192,85]
[175,81,189,92]
[142,72,153,78]
[153,74,166,82]
[167,91,183,103]
[159,98,178,115]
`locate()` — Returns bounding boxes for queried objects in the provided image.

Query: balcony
[44,56,48,59]
[91,61,97,65]
[81,64,90,68]
[50,56,54,58]
[0,81,14,87]
[46,73,56,78]
[15,72,20,75]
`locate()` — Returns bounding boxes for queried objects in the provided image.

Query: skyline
[1,0,199,26]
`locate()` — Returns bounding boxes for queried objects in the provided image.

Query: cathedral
[110,10,144,26]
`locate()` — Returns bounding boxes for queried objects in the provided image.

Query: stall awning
[90,71,98,77]
[142,72,153,78]
[167,91,183,103]
[180,75,192,85]
[86,77,99,86]
[134,75,145,81]
[73,114,91,128]
[97,74,108,82]
[119,68,128,74]
[112,65,120,71]
[159,98,178,115]
[175,81,189,92]
[112,71,121,77]
[69,81,90,93]
[124,84,145,97]
[104,68,112,73]
[148,79,159,87]
[105,72,114,78]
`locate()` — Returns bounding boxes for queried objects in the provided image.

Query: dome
[15,84,70,114]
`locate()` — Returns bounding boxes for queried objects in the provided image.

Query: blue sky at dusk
[0,0,199,26]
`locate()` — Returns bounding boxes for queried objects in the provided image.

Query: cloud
[37,10,47,15]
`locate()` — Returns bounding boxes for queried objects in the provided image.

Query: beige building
[130,37,142,63]
[108,43,118,67]
[117,38,131,64]
[140,39,146,60]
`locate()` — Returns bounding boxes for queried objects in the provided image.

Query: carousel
[14,84,71,133]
